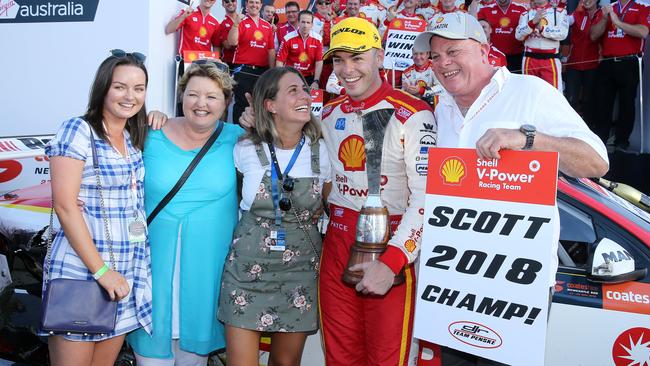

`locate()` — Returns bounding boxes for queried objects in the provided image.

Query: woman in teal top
[127,62,242,365]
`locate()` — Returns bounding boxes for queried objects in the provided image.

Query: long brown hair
[245,67,321,146]
[83,54,149,150]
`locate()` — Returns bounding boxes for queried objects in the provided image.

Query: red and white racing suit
[515,4,568,89]
[319,83,436,366]
[401,60,445,106]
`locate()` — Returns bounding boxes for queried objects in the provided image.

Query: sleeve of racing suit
[541,8,569,41]
[515,10,534,41]
[379,109,436,274]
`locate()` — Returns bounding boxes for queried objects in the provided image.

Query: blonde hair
[177,62,235,102]
[245,67,321,146]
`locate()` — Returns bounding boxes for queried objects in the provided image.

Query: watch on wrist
[520,124,536,150]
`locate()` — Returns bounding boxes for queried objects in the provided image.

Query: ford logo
[448,321,503,349]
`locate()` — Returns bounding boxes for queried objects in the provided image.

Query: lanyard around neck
[616,0,635,21]
[268,135,306,225]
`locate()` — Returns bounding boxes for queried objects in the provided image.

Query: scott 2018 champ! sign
[414,148,559,366]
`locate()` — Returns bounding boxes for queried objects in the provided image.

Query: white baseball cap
[414,12,487,52]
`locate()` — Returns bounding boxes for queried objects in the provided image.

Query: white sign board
[414,148,559,366]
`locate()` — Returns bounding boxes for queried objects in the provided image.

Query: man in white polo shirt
[413,11,608,366]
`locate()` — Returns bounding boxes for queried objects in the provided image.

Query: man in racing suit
[515,0,568,89]
[318,17,436,366]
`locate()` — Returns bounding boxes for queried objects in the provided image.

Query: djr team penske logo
[338,135,366,171]
[440,157,466,185]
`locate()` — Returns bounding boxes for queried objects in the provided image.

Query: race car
[0,136,648,366]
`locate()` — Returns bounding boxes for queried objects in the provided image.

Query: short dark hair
[298,10,314,20]
[285,1,300,10]
[84,54,148,150]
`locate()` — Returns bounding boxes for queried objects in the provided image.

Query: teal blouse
[127,124,243,358]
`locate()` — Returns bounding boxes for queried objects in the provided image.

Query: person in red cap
[241,16,436,366]
[166,0,221,55]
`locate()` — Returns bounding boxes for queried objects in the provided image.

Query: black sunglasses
[317,1,331,4]
[110,49,146,63]
[278,177,295,211]
[223,0,235,4]
[192,59,230,73]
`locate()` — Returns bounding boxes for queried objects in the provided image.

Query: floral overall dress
[218,141,322,332]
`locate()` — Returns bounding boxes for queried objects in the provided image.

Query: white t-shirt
[235,137,331,211]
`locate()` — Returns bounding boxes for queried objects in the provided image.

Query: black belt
[606,55,640,62]
[233,63,269,70]
[524,52,560,59]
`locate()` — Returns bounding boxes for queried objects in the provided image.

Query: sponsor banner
[0,135,52,194]
[182,50,221,64]
[603,282,650,315]
[414,148,558,366]
[553,272,603,310]
[311,89,323,119]
[0,0,99,23]
[383,18,426,71]
[425,148,557,205]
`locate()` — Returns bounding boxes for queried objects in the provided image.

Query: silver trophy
[342,109,405,286]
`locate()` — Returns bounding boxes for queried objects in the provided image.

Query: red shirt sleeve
[638,4,650,27]
[212,22,225,47]
[175,9,187,30]
[277,40,289,62]
[316,40,323,61]
[267,27,275,50]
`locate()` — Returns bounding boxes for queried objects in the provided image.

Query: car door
[545,182,650,366]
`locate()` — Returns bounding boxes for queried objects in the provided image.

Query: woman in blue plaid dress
[43,51,155,365]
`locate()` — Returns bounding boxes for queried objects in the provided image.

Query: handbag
[41,121,118,335]
[147,121,224,225]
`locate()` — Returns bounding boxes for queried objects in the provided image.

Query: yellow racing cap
[323,17,383,59]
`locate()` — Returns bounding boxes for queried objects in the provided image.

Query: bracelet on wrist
[93,264,109,280]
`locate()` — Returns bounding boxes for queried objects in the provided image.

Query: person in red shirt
[165,0,220,54]
[212,0,239,66]
[590,0,649,150]
[276,1,301,48]
[477,0,526,73]
[277,10,325,89]
[479,18,508,67]
[228,0,276,123]
[436,0,467,14]
[313,0,335,91]
[564,0,599,129]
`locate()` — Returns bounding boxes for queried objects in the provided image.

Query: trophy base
[342,244,405,286]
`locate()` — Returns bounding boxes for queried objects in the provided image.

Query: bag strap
[45,120,115,283]
[147,121,224,225]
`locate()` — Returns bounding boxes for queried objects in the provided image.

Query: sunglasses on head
[192,59,230,73]
[223,0,235,4]
[278,177,295,211]
[110,49,146,63]
[317,1,331,4]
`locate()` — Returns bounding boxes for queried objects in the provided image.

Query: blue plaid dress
[41,118,153,341]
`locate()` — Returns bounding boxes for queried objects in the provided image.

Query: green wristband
[93,264,109,280]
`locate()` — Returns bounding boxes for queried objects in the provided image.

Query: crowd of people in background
[167,0,647,151]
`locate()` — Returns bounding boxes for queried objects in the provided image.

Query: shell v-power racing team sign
[414,148,559,366]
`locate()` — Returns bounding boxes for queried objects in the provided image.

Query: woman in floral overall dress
[218,67,331,366]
